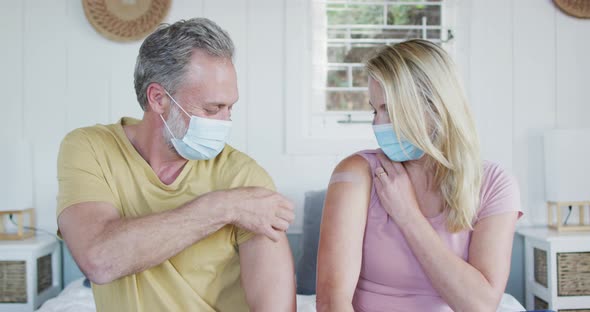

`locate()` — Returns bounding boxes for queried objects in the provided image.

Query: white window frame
[285,0,462,156]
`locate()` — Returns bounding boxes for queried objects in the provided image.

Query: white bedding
[37,278,525,312]
[36,279,94,312]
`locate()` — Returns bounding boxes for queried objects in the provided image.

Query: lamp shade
[0,139,33,211]
[544,129,590,202]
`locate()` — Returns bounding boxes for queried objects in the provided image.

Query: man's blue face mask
[372,123,424,162]
[160,90,232,160]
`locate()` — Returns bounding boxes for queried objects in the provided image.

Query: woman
[316,40,522,312]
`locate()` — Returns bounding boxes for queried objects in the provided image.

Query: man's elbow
[77,247,117,285]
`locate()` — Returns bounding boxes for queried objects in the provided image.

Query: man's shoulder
[217,145,260,169]
[214,145,274,189]
[62,122,120,147]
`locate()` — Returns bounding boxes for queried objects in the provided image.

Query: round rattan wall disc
[554,0,590,18]
[83,0,171,42]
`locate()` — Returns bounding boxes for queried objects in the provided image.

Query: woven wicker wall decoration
[554,0,590,18]
[82,0,171,42]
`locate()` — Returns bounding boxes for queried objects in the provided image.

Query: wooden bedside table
[518,227,590,311]
[0,235,62,312]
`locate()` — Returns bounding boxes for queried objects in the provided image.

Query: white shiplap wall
[0,0,588,233]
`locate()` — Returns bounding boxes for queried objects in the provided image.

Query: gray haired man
[57,18,296,312]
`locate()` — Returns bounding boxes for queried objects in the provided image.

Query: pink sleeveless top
[352,150,522,312]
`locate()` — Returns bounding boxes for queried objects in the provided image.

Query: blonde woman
[316,40,522,312]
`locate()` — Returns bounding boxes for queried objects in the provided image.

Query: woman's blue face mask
[372,123,424,162]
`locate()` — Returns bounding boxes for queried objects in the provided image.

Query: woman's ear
[146,83,168,114]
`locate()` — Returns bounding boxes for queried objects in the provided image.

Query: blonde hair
[366,39,482,232]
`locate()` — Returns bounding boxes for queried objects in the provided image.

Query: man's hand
[198,187,295,242]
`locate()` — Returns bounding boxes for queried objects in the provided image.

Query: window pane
[328,44,381,64]
[349,28,422,41]
[328,29,347,39]
[387,5,441,26]
[327,67,349,87]
[344,44,380,63]
[328,4,384,25]
[352,67,368,87]
[328,45,347,63]
[326,91,371,111]
[326,4,348,24]
[427,29,441,40]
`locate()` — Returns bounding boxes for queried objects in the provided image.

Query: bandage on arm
[329,171,366,185]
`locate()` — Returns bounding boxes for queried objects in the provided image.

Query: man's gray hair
[134,18,235,111]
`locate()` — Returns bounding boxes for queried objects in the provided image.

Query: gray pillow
[296,189,327,295]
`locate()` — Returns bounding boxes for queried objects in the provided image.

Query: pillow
[296,189,327,295]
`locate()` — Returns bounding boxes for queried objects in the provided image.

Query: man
[57,18,296,312]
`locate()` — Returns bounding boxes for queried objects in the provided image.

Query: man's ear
[146,83,169,114]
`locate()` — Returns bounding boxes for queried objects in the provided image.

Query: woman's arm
[397,209,517,312]
[316,155,372,312]
[374,152,519,312]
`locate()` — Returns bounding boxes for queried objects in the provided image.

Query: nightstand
[518,227,590,311]
[0,235,61,312]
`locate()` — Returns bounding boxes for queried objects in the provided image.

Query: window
[285,0,454,155]
[322,0,448,120]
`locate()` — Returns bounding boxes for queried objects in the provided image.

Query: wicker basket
[37,254,52,294]
[534,296,549,309]
[0,260,27,303]
[535,248,549,288]
[558,252,590,296]
[554,0,590,18]
[83,0,171,42]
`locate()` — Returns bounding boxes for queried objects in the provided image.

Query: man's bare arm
[239,233,296,312]
[59,187,294,285]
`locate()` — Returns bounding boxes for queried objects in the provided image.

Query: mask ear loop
[163,89,191,117]
[159,115,178,140]
[160,89,191,141]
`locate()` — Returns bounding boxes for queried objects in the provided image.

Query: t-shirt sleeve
[56,129,117,219]
[228,159,277,246]
[476,163,523,222]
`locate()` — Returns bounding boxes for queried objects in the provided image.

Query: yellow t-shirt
[56,117,275,312]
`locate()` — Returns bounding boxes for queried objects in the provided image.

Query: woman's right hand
[373,151,421,225]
